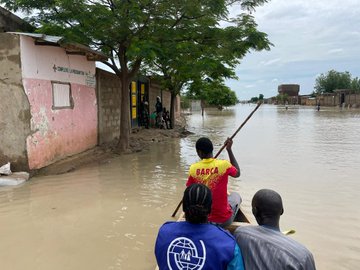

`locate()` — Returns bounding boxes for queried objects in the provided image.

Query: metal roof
[8,32,107,61]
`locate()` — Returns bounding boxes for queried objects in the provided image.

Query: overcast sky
[227,0,360,100]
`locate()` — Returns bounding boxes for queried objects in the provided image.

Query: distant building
[278,84,300,96]
[278,84,300,104]
[0,6,34,32]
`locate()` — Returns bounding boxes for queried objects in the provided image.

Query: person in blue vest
[155,183,244,270]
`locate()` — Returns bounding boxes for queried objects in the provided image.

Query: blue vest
[155,221,236,270]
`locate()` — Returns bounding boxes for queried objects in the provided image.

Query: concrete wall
[0,33,31,171]
[20,35,98,169]
[315,93,360,107]
[317,94,337,106]
[95,71,181,143]
[346,94,360,107]
[96,68,121,144]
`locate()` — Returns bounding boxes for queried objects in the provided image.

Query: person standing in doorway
[155,96,163,128]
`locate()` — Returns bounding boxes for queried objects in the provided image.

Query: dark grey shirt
[234,225,316,270]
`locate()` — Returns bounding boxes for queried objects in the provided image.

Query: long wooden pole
[171,102,262,217]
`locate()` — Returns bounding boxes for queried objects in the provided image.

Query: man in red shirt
[186,137,241,227]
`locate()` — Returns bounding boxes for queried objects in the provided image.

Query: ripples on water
[0,104,359,269]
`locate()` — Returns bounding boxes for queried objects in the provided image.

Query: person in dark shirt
[162,107,171,129]
[155,96,163,128]
[140,101,149,128]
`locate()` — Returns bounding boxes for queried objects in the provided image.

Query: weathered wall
[96,68,121,144]
[20,35,97,169]
[316,93,360,107]
[0,33,31,171]
[318,94,337,106]
[347,94,360,107]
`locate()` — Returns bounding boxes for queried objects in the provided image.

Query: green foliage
[351,77,360,92]
[249,93,263,103]
[187,78,238,110]
[144,1,271,99]
[314,70,352,94]
[140,0,271,121]
[180,95,191,109]
[250,96,259,103]
[276,93,288,104]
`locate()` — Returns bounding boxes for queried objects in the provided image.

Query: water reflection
[0,104,359,269]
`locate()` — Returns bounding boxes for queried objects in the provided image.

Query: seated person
[234,189,316,270]
[155,183,244,270]
[187,137,241,228]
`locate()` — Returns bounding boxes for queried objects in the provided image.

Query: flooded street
[1,104,359,269]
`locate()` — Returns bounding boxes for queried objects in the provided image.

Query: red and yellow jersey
[186,158,238,223]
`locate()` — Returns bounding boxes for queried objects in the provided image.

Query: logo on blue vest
[167,237,206,270]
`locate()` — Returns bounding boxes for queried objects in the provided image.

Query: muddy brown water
[0,104,359,269]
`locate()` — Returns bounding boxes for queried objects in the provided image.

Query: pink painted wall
[20,36,97,169]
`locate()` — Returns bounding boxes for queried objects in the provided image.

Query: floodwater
[0,104,359,270]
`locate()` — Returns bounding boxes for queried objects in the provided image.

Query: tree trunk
[117,76,130,152]
[170,92,176,129]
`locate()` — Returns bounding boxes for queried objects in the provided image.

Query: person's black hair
[252,189,283,226]
[195,137,213,155]
[183,183,212,224]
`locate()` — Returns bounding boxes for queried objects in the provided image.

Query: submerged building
[0,32,106,171]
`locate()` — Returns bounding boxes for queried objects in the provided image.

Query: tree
[314,70,352,94]
[250,94,263,103]
[187,78,238,113]
[144,8,224,125]
[1,0,187,152]
[146,1,271,124]
[250,96,259,103]
[351,77,360,92]
[276,93,288,104]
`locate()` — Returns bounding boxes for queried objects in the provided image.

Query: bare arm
[225,138,240,178]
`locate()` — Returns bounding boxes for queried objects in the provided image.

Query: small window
[52,82,73,109]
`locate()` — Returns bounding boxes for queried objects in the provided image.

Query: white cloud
[261,58,281,66]
[327,48,344,55]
